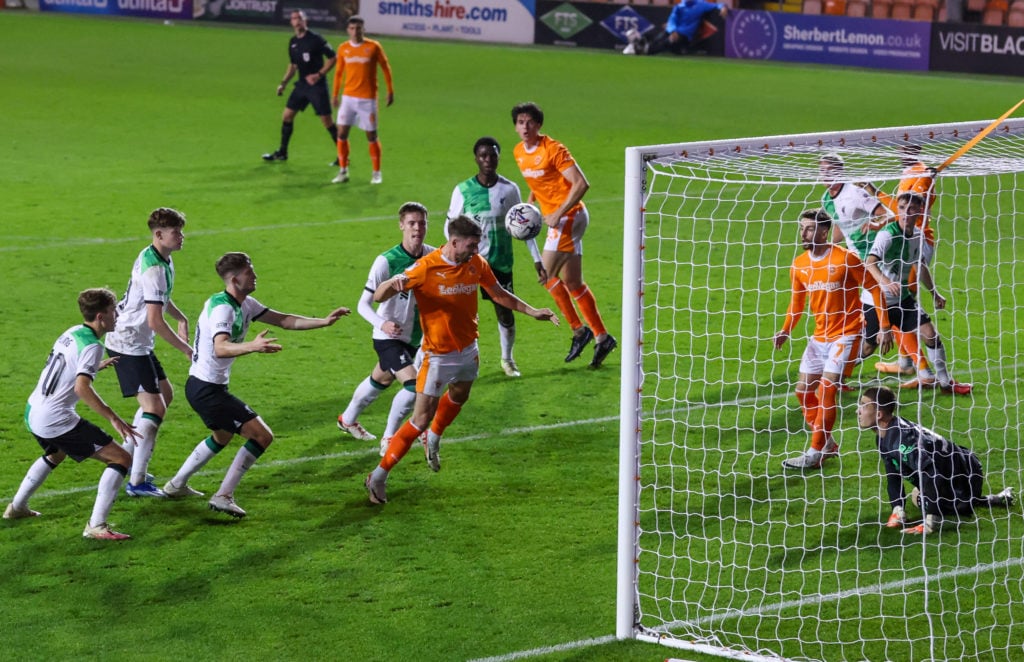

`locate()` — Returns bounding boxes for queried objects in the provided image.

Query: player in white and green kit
[105,208,193,498]
[337,202,434,455]
[864,192,971,395]
[5,288,139,540]
[164,252,350,518]
[447,136,543,377]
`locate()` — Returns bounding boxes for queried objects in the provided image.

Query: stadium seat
[847,0,868,15]
[1010,1,1024,24]
[803,0,823,13]
[912,0,936,19]
[982,0,1008,21]
[871,0,892,17]
[890,0,914,17]
[824,0,846,13]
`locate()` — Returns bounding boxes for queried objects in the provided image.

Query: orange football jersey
[333,38,393,100]
[403,248,498,354]
[782,245,886,341]
[513,135,583,217]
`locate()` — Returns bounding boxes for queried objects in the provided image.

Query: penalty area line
[19,412,623,501]
[466,634,618,662]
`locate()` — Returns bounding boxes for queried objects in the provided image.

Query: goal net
[616,118,1024,661]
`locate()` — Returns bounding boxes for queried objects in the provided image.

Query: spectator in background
[625,0,728,55]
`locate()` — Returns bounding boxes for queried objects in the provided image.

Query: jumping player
[364,215,558,504]
[511,101,616,368]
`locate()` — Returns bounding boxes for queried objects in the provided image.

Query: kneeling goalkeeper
[857,385,1013,534]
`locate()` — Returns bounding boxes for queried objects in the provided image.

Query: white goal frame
[617,117,1024,661]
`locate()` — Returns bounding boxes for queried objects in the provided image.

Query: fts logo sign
[600,7,653,42]
[540,2,592,39]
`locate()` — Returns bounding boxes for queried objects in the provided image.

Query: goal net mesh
[626,118,1024,661]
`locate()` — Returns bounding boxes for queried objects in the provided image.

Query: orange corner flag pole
[936,97,1024,174]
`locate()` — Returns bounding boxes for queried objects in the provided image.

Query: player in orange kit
[511,101,617,368]
[864,145,940,388]
[774,209,891,471]
[331,15,394,185]
[363,215,558,504]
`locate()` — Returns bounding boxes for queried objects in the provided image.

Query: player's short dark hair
[215,252,252,279]
[398,201,428,220]
[862,385,897,416]
[78,287,116,321]
[148,207,186,231]
[473,136,500,155]
[291,9,306,18]
[799,208,832,229]
[511,102,543,126]
[348,15,364,25]
[820,153,844,170]
[448,214,482,240]
[897,191,926,205]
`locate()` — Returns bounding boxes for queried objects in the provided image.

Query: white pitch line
[466,634,618,662]
[469,558,1024,662]
[14,413,623,501]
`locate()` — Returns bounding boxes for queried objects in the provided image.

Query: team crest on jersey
[303,53,310,62]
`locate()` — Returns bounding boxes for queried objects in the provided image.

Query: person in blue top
[625,0,728,55]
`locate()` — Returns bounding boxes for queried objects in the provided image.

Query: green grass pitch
[1,11,1022,661]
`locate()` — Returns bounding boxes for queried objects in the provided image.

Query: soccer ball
[504,203,543,241]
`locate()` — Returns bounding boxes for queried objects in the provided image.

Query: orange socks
[381,420,421,471]
[810,379,839,451]
[369,140,382,171]
[546,278,582,329]
[430,392,463,437]
[337,139,350,168]
[570,285,606,337]
[795,389,819,428]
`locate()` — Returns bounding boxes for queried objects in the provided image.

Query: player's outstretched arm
[485,284,559,325]
[260,307,351,330]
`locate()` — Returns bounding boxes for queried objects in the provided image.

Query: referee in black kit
[262,10,338,163]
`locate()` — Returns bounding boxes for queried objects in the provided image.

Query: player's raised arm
[259,307,351,330]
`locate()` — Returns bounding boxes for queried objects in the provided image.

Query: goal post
[617,118,1024,661]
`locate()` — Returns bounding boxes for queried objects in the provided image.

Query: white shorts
[336,96,378,132]
[417,342,479,397]
[798,335,861,377]
[543,205,588,255]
